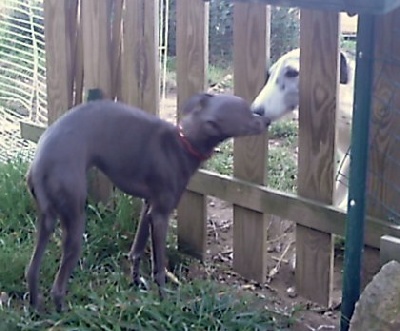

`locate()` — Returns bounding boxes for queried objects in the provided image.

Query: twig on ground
[266,233,288,245]
[267,240,295,282]
[271,256,289,264]
[165,268,181,286]
[207,218,219,241]
[305,324,336,331]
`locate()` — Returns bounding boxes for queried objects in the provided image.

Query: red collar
[178,125,213,162]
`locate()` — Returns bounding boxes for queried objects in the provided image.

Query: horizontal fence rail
[187,169,400,249]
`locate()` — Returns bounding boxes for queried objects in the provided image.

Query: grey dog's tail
[26,169,36,200]
[26,168,53,215]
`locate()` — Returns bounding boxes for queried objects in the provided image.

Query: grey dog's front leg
[129,200,151,286]
[149,212,169,299]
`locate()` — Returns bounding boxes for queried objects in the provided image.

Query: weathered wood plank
[232,2,269,284]
[296,10,339,307]
[81,0,114,204]
[81,0,113,98]
[176,0,209,260]
[43,0,74,124]
[367,9,400,221]
[187,170,400,249]
[362,7,400,289]
[176,0,209,118]
[177,191,207,260]
[296,225,334,303]
[121,0,159,115]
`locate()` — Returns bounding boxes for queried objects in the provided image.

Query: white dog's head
[251,48,353,121]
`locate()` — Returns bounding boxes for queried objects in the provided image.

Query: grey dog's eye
[285,68,299,78]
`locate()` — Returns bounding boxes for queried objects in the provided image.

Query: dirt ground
[160,92,381,331]
[202,197,381,331]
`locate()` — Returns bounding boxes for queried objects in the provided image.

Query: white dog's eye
[285,68,299,78]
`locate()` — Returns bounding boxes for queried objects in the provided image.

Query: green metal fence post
[340,13,376,331]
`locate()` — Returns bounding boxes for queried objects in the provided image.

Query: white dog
[251,48,356,210]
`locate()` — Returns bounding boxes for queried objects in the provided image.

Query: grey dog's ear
[198,93,214,108]
[181,93,214,116]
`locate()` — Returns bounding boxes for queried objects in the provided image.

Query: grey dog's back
[27,100,176,212]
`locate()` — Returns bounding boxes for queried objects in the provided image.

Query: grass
[205,118,298,193]
[0,157,295,331]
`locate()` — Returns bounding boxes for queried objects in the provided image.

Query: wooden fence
[20,0,400,308]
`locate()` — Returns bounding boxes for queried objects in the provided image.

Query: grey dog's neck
[177,125,217,163]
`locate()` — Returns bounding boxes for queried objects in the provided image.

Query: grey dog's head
[180,93,271,142]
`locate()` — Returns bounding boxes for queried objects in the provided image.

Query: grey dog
[25,92,271,312]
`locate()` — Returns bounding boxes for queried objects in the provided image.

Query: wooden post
[120,0,159,115]
[81,0,113,101]
[43,0,75,124]
[367,9,400,221]
[232,2,269,284]
[80,0,114,204]
[176,0,209,260]
[296,10,339,307]
[364,8,400,287]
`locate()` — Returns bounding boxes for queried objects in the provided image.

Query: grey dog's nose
[252,105,265,116]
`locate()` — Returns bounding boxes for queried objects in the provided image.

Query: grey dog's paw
[132,276,150,291]
[52,292,66,313]
[28,292,40,308]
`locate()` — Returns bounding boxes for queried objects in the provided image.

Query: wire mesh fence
[0,0,46,161]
